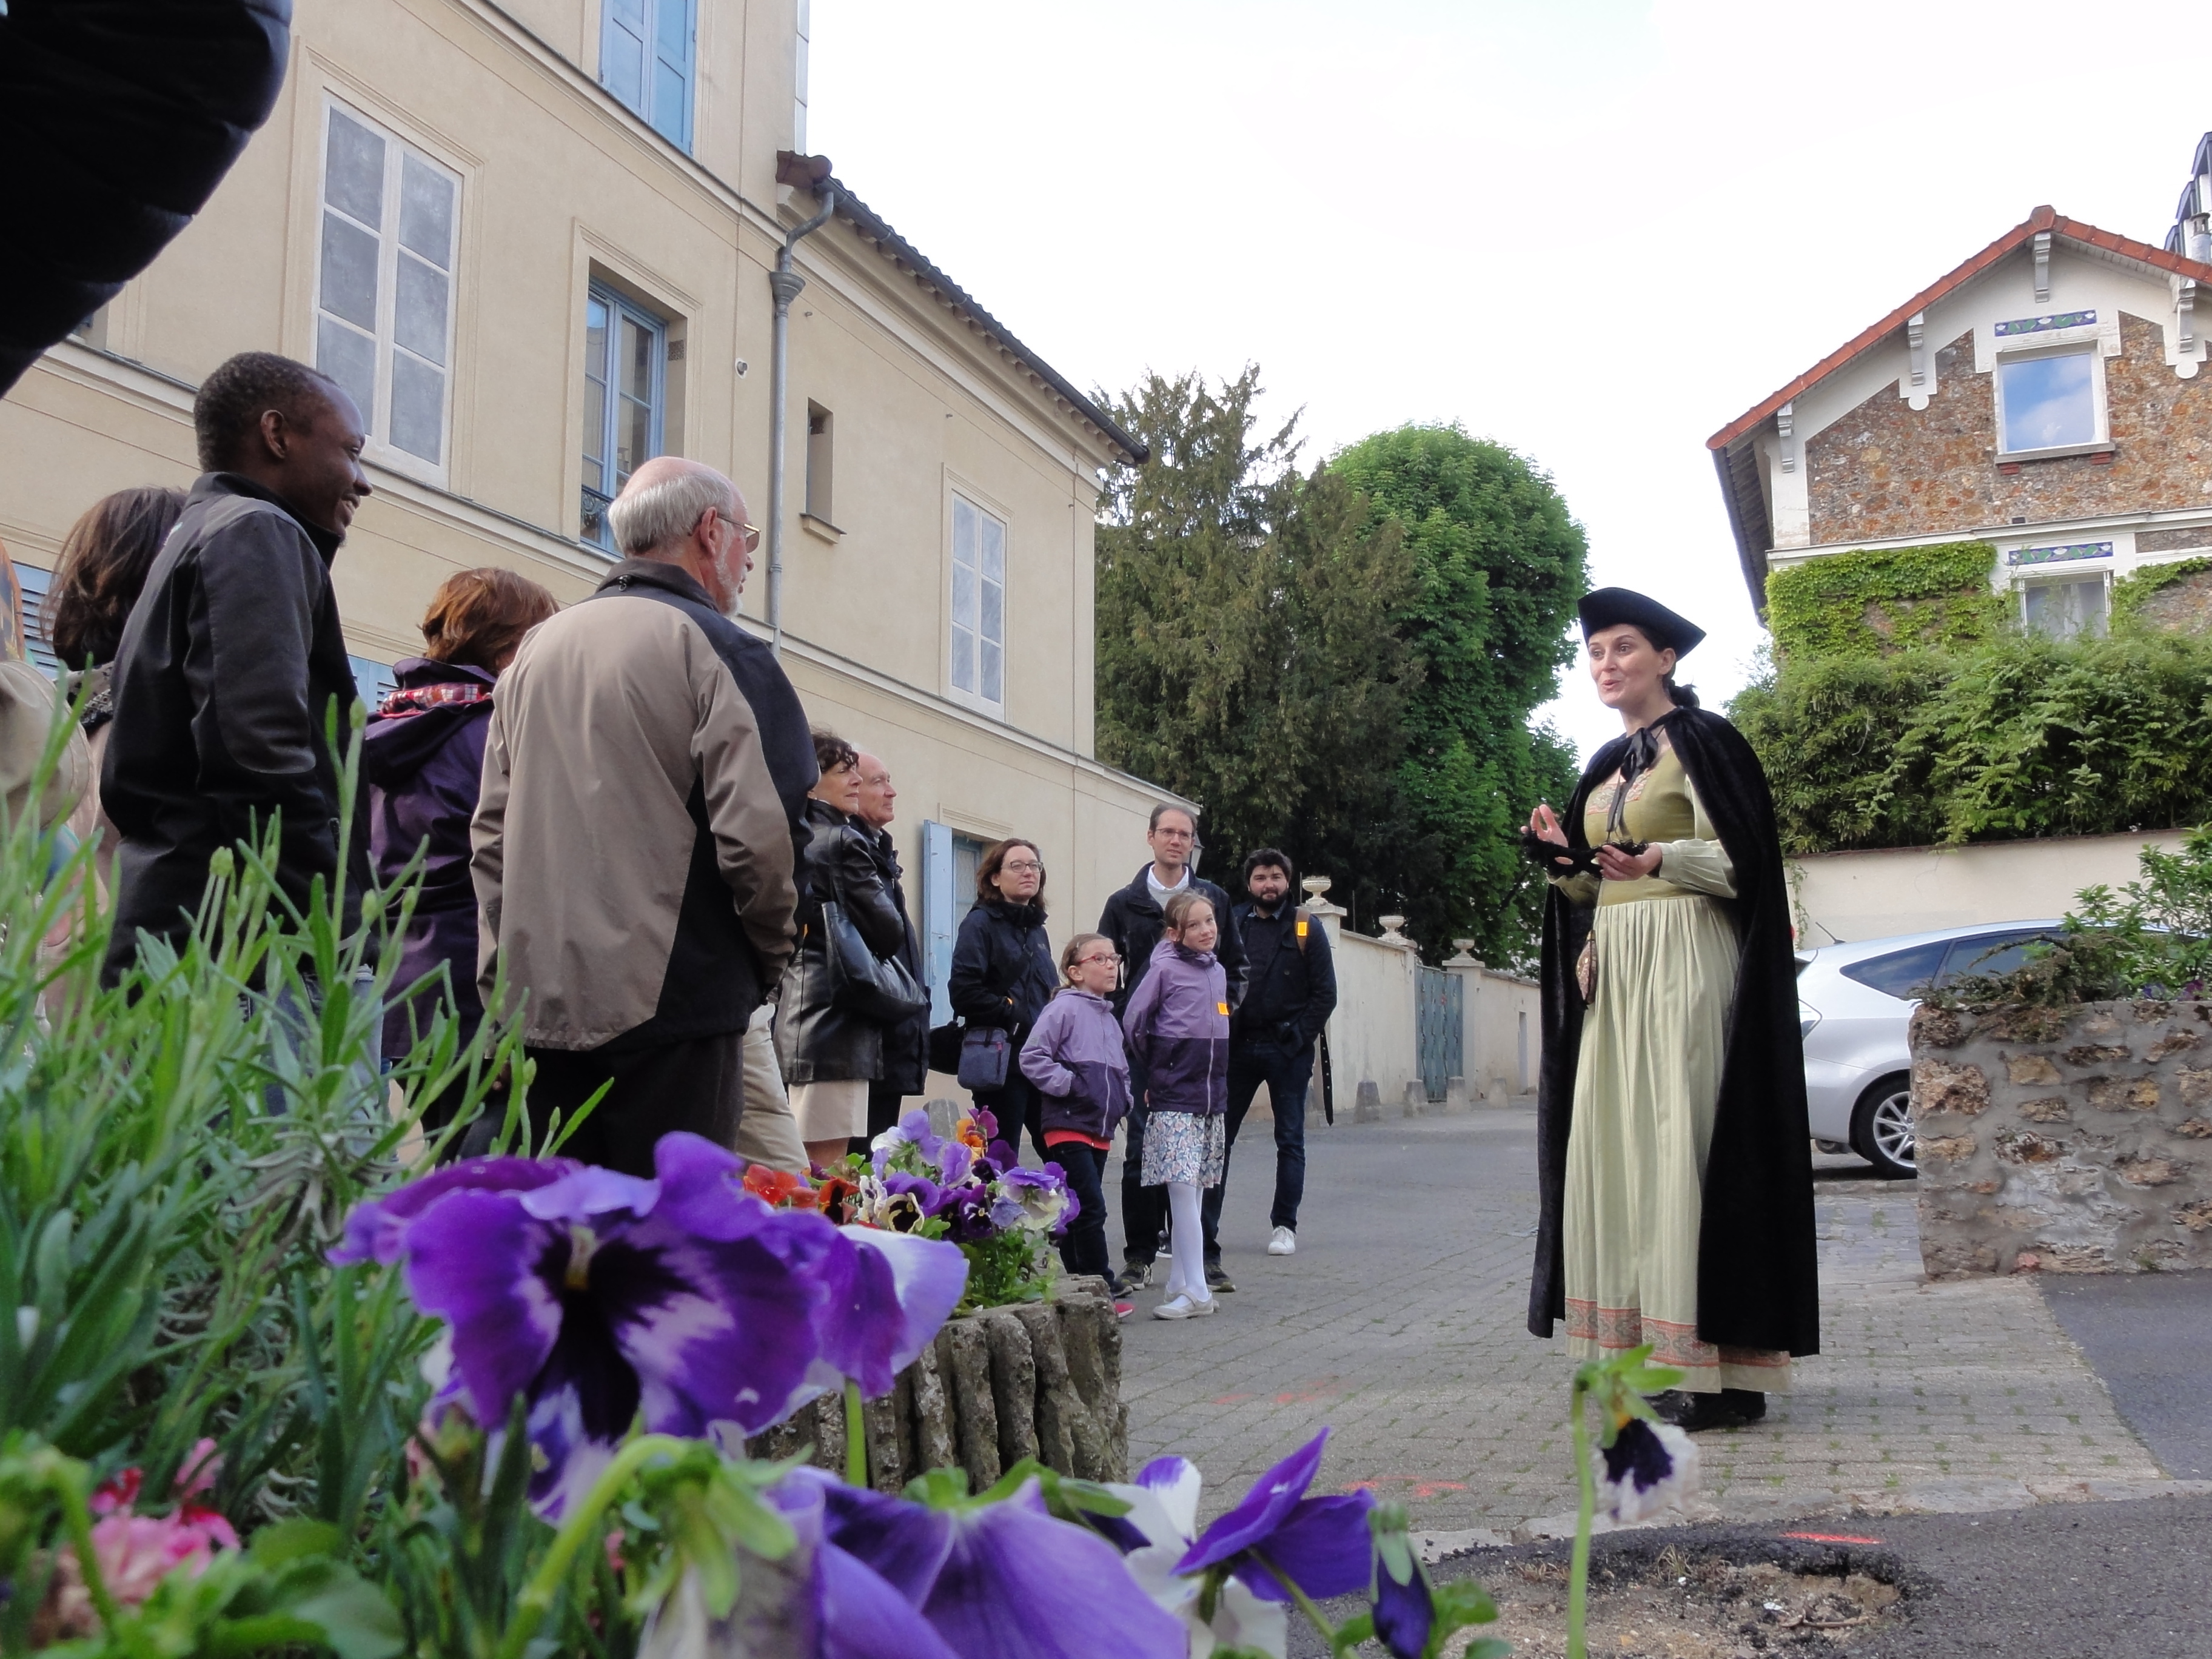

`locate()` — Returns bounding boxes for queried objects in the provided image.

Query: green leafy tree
[1094,368,1419,926]
[1328,425,1588,961]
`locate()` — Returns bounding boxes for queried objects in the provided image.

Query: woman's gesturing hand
[1527,802,1563,842]
[1595,843,1664,881]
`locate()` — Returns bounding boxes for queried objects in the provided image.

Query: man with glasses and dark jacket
[1097,803,1247,1293]
[1202,848,1336,1272]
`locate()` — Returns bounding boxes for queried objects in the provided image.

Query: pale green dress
[1555,736,1792,1395]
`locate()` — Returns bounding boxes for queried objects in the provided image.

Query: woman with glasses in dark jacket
[948,837,1057,1161]
[775,731,910,1170]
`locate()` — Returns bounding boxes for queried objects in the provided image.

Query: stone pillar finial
[1444,938,1483,968]
[1301,874,1346,917]
[1378,915,1409,945]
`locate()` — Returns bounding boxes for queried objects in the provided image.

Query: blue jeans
[1200,1041,1313,1259]
[1048,1141,1113,1281]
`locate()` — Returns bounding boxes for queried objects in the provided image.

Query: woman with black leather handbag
[947,837,1058,1162]
[774,732,917,1169]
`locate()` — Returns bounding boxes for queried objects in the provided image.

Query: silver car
[1795,921,2062,1179]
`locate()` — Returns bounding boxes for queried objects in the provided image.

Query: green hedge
[1731,629,2212,853]
[1765,540,2006,659]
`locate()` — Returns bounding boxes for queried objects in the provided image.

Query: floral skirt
[1142,1109,1225,1187]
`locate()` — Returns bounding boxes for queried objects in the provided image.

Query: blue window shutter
[602,0,647,114]
[13,563,58,677]
[922,819,955,1025]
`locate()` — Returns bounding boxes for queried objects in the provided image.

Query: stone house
[1708,205,2212,639]
[0,0,1179,1016]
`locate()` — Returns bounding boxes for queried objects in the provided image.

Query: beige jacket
[471,560,817,1051]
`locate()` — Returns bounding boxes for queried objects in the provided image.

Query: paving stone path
[1116,1102,2182,1540]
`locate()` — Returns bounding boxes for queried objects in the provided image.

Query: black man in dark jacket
[1202,849,1337,1271]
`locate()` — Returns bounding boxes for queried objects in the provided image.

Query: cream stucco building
[0,0,1181,1011]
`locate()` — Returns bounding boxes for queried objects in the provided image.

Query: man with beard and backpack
[1096,803,1246,1295]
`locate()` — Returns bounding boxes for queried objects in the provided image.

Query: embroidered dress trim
[1565,1299,1791,1375]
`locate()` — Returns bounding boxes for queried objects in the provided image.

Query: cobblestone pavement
[1117,1102,2186,1541]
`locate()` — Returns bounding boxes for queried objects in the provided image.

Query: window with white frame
[1995,346,2102,455]
[580,287,667,549]
[2020,574,2108,640]
[950,494,1005,711]
[601,0,696,150]
[315,102,459,472]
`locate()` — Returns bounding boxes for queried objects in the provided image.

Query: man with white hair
[471,456,816,1173]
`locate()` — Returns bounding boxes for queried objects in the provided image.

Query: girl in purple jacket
[1019,933,1131,1292]
[1122,890,1230,1319]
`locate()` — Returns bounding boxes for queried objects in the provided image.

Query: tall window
[1996,348,2099,454]
[315,102,459,471]
[580,287,666,548]
[805,403,834,525]
[950,494,1005,711]
[602,0,695,150]
[793,0,811,150]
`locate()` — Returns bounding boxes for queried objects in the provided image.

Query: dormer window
[1994,343,2105,457]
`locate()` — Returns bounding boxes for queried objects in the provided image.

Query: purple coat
[1020,988,1132,1141]
[364,657,495,1059]
[1121,938,1228,1116]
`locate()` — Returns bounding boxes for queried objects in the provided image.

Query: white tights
[1164,1180,1212,1303]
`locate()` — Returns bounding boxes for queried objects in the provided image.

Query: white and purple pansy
[1103,1456,1289,1659]
[1594,1416,1698,1523]
[1172,1429,1376,1605]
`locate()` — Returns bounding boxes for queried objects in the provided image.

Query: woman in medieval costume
[1524,588,1819,1432]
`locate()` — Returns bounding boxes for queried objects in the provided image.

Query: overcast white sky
[809,0,2204,763]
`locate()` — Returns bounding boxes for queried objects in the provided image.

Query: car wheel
[1850,1073,1915,1179]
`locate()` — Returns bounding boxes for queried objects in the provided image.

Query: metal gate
[1415,966,1463,1102]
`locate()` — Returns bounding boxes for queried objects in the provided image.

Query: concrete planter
[1909,999,2212,1276]
[746,1276,1127,1492]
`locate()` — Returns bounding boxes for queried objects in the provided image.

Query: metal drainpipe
[766,186,838,659]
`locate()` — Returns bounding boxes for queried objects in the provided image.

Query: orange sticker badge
[1217,1002,1230,1016]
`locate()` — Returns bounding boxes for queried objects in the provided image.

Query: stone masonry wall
[1806,317,2212,545]
[1910,999,2212,1277]
[747,1277,1127,1492]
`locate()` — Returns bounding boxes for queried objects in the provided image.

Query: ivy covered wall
[1739,543,2212,853]
[1764,541,2005,659]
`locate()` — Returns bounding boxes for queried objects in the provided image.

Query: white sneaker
[1153,1295,1198,1320]
[1268,1227,1297,1256]
[1187,1293,1218,1317]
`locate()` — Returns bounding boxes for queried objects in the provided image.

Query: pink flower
[49,1439,238,1634]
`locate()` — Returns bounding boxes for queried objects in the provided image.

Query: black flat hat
[1577,588,1705,656]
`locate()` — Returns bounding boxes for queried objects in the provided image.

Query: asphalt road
[2039,1272,2212,1481]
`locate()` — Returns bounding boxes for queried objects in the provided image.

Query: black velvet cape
[1526,705,1821,1358]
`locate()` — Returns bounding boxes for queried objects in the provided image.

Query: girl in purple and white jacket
[1019,933,1131,1290]
[1121,890,1230,1319]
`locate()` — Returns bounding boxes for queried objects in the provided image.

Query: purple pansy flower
[330,1156,579,1267]
[373,1133,836,1516]
[1175,1430,1375,1604]
[997,1165,1074,1233]
[794,1469,1182,1659]
[811,1225,969,1400]
[1369,1506,1434,1659]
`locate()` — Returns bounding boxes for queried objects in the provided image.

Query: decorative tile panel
[1995,310,2097,338]
[2006,541,2113,566]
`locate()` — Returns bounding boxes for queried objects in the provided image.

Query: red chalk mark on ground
[1270,1379,1341,1404]
[1344,1476,1469,1501]
[1209,1392,1256,1405]
[1779,1531,1883,1544]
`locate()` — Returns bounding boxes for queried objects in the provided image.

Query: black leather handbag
[820,862,929,1025]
